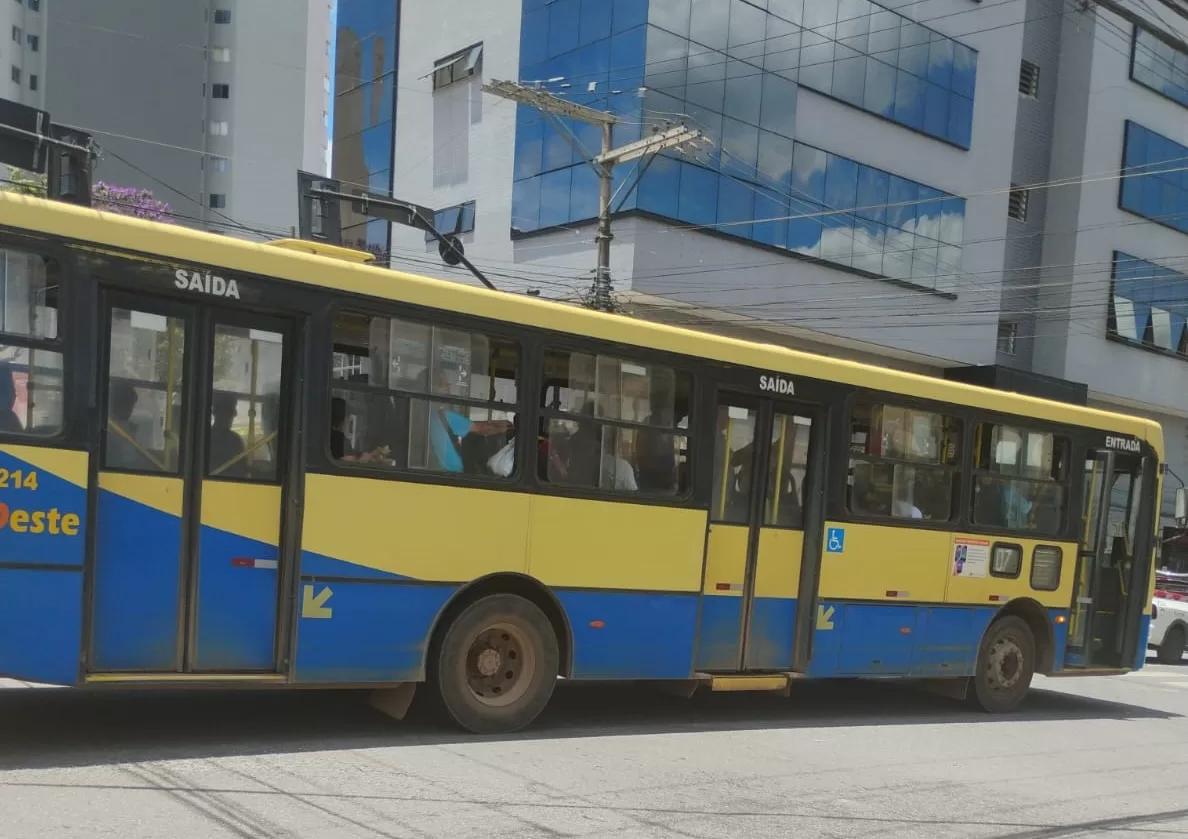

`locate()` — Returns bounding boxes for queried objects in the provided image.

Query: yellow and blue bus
[0,190,1163,733]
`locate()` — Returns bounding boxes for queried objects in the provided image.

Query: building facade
[377,0,1188,534]
[332,0,400,259]
[4,0,44,110]
[41,0,332,238]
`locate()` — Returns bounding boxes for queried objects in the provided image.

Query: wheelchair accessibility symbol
[826,527,845,553]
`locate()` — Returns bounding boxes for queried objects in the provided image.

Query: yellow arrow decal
[302,584,333,619]
[816,604,835,631]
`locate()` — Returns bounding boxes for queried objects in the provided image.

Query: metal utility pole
[483,80,703,311]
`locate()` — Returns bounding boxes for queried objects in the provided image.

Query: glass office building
[333,0,400,259]
[512,0,974,292]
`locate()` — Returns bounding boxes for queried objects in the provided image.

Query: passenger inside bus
[208,391,246,477]
[0,362,22,433]
[106,382,159,471]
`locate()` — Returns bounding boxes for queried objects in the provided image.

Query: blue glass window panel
[898,20,929,76]
[361,125,394,175]
[521,6,550,69]
[788,198,824,258]
[798,31,835,94]
[610,95,643,144]
[945,43,974,97]
[753,186,790,248]
[886,175,918,233]
[721,117,759,179]
[717,176,756,239]
[524,0,549,11]
[915,186,943,244]
[686,42,726,112]
[856,165,889,223]
[436,205,461,233]
[690,0,729,51]
[927,34,953,88]
[725,60,763,126]
[366,218,389,255]
[768,0,803,26]
[612,159,640,212]
[573,120,603,164]
[613,0,649,34]
[645,25,689,97]
[852,219,886,275]
[579,0,613,46]
[678,163,720,226]
[728,0,767,62]
[1163,181,1180,218]
[515,113,544,179]
[940,197,965,245]
[863,57,896,118]
[570,163,601,221]
[804,0,838,34]
[883,229,914,281]
[837,0,871,54]
[764,11,800,80]
[791,143,827,203]
[686,105,722,167]
[825,153,859,212]
[1141,178,1163,220]
[947,93,973,149]
[650,0,691,38]
[868,9,899,62]
[571,40,612,93]
[610,25,648,89]
[638,153,682,217]
[549,0,581,57]
[820,211,855,267]
[894,70,925,130]
[643,88,686,131]
[1175,189,1188,230]
[512,175,542,233]
[757,129,794,191]
[833,54,867,107]
[542,120,573,171]
[759,70,797,138]
[923,81,950,139]
[912,240,940,288]
[539,167,574,228]
[369,168,391,193]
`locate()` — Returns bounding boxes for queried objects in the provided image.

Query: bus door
[696,392,822,672]
[88,294,296,674]
[1067,447,1156,669]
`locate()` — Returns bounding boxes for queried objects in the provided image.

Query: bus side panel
[528,497,705,680]
[293,474,530,682]
[0,445,88,685]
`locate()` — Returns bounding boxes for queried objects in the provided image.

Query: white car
[1151,570,1188,664]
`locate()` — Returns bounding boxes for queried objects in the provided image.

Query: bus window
[539,349,690,496]
[847,402,962,522]
[970,423,1068,535]
[764,412,811,527]
[207,324,284,482]
[103,308,186,473]
[0,247,64,436]
[329,311,519,478]
[711,403,757,523]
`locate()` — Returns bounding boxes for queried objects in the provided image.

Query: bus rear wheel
[432,593,559,734]
[970,615,1035,713]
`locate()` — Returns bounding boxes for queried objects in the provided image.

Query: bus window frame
[968,420,1072,540]
[532,339,698,505]
[0,231,75,444]
[321,303,527,487]
[838,391,968,530]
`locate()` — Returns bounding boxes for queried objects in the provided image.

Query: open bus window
[330,311,520,478]
[847,402,961,521]
[104,308,186,473]
[540,349,690,495]
[0,247,59,341]
[0,346,63,436]
[970,423,1068,535]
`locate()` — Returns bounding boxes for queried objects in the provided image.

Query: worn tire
[431,593,559,734]
[1157,625,1186,665]
[970,616,1036,713]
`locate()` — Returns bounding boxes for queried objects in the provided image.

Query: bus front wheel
[970,615,1035,713]
[433,593,559,734]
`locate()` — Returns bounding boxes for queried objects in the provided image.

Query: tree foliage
[1,168,174,223]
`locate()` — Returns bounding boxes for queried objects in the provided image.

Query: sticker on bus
[952,538,990,577]
[826,527,845,553]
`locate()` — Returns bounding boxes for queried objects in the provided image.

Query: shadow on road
[0,678,1175,771]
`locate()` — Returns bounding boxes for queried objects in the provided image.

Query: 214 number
[0,469,39,490]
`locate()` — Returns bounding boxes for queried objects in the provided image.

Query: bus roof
[2,191,1165,457]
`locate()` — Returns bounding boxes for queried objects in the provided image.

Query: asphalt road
[1,659,1187,838]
